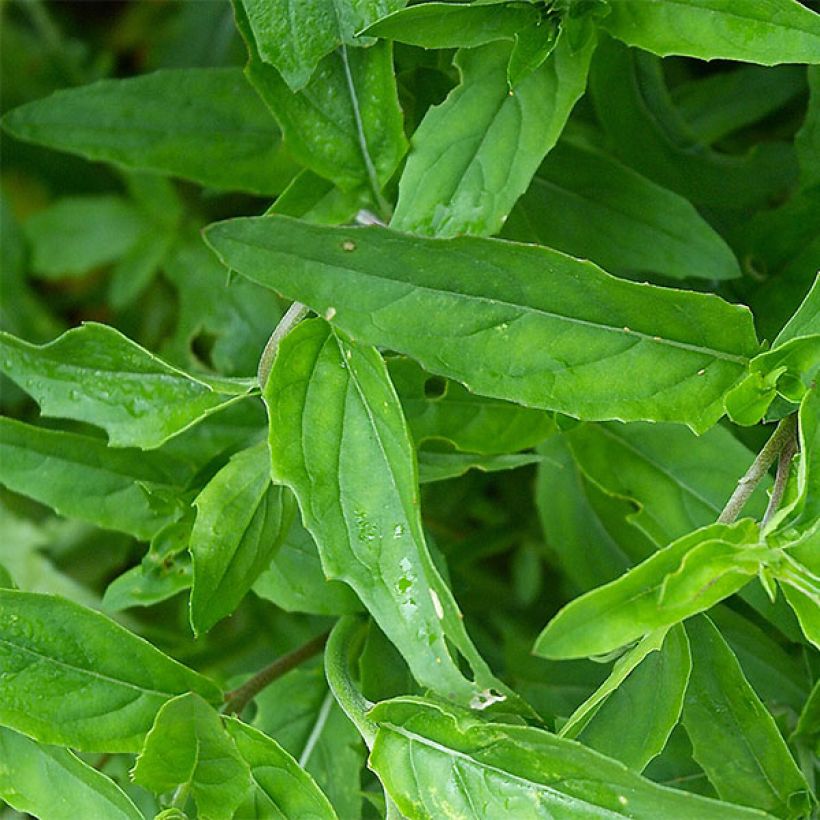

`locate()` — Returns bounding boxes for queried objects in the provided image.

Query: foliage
[0,0,818,817]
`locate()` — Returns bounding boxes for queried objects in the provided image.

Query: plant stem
[257,301,309,389]
[762,429,798,528]
[718,415,797,524]
[223,630,329,716]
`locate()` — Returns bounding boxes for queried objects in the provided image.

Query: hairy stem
[762,429,798,528]
[718,415,797,524]
[257,301,309,388]
[223,630,330,716]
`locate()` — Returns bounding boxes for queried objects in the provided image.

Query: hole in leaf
[423,376,447,399]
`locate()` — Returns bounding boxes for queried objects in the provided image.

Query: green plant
[0,0,819,817]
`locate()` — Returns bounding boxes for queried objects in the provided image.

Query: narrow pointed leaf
[682,616,812,817]
[534,520,762,659]
[417,450,541,483]
[264,319,516,709]
[368,697,774,819]
[0,324,253,449]
[189,442,296,634]
[133,693,251,819]
[0,590,221,752]
[0,726,143,820]
[391,32,594,238]
[600,0,820,66]
[206,215,760,432]
[2,68,295,194]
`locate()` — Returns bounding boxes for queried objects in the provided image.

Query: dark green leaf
[0,323,253,449]
[2,68,296,194]
[0,590,221,752]
[0,726,143,820]
[797,66,820,192]
[205,215,760,432]
[682,616,812,818]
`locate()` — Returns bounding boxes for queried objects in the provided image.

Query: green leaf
[389,356,555,455]
[254,666,365,819]
[0,323,253,450]
[391,32,595,237]
[564,421,770,546]
[205,215,760,432]
[0,726,143,820]
[189,442,296,634]
[270,169,365,226]
[417,449,542,483]
[534,520,764,659]
[589,38,798,210]
[502,138,741,281]
[253,516,363,616]
[240,0,406,91]
[235,2,406,200]
[264,318,516,710]
[225,718,338,820]
[682,616,812,818]
[600,0,820,66]
[368,697,774,818]
[575,625,692,772]
[132,693,251,819]
[2,68,296,194]
[23,195,145,280]
[797,66,820,192]
[363,2,543,49]
[0,418,184,539]
[0,590,221,752]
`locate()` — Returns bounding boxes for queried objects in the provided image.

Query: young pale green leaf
[417,450,542,483]
[502,138,741,281]
[2,68,295,194]
[0,726,143,820]
[0,323,253,450]
[0,418,184,539]
[589,38,798,210]
[797,66,820,191]
[565,421,770,546]
[240,0,405,92]
[23,196,145,280]
[253,516,362,616]
[682,616,812,818]
[534,520,763,659]
[205,215,760,432]
[576,625,692,772]
[600,0,820,65]
[264,319,516,710]
[389,357,555,455]
[235,2,406,200]
[368,697,774,819]
[781,582,820,649]
[391,32,595,237]
[189,442,295,634]
[0,590,221,752]
[132,693,251,819]
[225,718,338,820]
[362,2,542,49]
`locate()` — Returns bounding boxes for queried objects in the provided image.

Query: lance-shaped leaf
[502,138,741,281]
[0,324,253,450]
[133,693,251,819]
[368,697,774,819]
[565,421,769,546]
[682,616,812,818]
[264,319,515,710]
[2,68,295,194]
[189,442,296,634]
[600,0,820,66]
[0,726,143,820]
[225,718,338,820]
[205,215,760,432]
[235,2,407,198]
[240,0,406,91]
[534,520,764,659]
[388,356,555,455]
[417,450,541,483]
[575,625,692,772]
[0,590,221,752]
[0,418,184,539]
[391,31,595,238]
